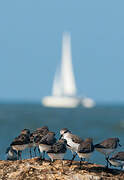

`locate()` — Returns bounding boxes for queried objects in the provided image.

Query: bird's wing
[71,134,83,144]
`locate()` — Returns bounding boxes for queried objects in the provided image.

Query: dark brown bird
[38,132,56,160]
[47,139,67,162]
[10,133,30,160]
[108,152,124,170]
[77,138,94,168]
[95,137,121,168]
[29,126,49,157]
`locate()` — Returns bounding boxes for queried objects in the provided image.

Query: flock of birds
[6,126,124,170]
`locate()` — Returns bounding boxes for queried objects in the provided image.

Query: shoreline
[0,158,124,180]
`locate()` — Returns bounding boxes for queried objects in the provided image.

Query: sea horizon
[0,99,124,106]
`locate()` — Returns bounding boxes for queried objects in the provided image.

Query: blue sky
[0,0,124,103]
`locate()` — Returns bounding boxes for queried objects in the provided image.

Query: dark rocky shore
[0,158,124,180]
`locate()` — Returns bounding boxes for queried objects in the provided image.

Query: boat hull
[42,96,80,108]
[81,98,95,108]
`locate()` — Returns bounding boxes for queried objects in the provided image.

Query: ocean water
[0,103,124,166]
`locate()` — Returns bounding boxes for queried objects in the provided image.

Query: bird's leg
[42,151,45,160]
[19,151,22,160]
[83,158,85,162]
[62,160,64,167]
[79,158,83,169]
[69,153,77,166]
[20,152,22,160]
[38,147,42,158]
[34,146,42,159]
[29,148,32,158]
[105,156,109,168]
[17,151,19,160]
[49,159,52,165]
[34,147,37,157]
[108,159,111,167]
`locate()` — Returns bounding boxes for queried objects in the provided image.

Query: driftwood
[0,158,124,180]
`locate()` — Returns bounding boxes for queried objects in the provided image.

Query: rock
[0,158,124,179]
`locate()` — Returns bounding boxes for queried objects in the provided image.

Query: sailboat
[42,32,95,108]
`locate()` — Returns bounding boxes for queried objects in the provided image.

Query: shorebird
[10,129,31,160]
[29,126,49,157]
[20,129,30,136]
[108,152,124,170]
[38,131,56,160]
[6,146,21,161]
[95,137,121,168]
[77,138,94,168]
[60,128,83,165]
[47,139,67,162]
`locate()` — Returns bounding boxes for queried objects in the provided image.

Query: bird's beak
[59,135,63,140]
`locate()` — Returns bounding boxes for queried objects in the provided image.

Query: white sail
[61,32,77,96]
[52,66,62,96]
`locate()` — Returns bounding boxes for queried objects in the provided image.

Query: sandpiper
[108,152,124,170]
[10,129,31,159]
[38,131,56,160]
[60,128,83,165]
[29,126,49,157]
[47,139,67,162]
[95,137,121,168]
[77,138,94,168]
[6,146,20,161]
[20,129,30,136]
[36,126,49,135]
